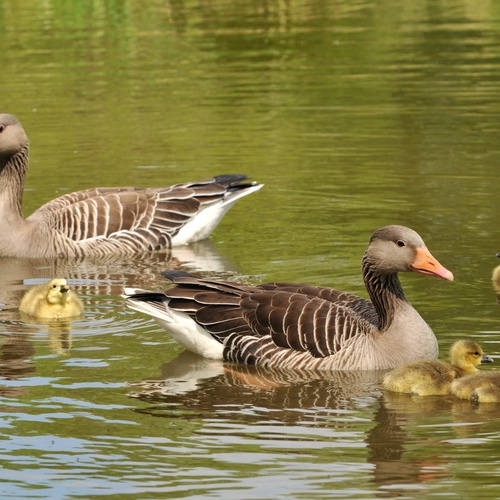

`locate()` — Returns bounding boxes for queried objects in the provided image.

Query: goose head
[364,225,454,281]
[0,114,27,163]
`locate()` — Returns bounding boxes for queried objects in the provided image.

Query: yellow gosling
[383,340,493,396]
[19,278,84,320]
[473,384,500,404]
[451,372,500,403]
[493,263,500,296]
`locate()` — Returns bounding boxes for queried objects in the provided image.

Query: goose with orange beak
[124,225,453,370]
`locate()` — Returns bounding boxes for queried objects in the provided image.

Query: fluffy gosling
[19,278,84,320]
[452,372,500,404]
[383,340,493,396]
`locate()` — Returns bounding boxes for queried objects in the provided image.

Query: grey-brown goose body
[0,113,262,258]
[124,225,454,371]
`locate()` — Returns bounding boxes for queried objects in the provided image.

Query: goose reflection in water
[127,350,385,411]
[0,240,239,378]
[128,350,500,496]
[0,239,238,314]
[0,239,239,352]
[0,325,36,397]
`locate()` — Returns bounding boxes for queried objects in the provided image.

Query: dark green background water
[1,1,500,498]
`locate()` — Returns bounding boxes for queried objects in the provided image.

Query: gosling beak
[412,246,454,281]
[481,355,494,364]
[60,286,69,294]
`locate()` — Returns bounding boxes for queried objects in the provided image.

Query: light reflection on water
[1,0,500,498]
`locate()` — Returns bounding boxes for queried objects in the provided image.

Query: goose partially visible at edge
[0,113,262,259]
[492,251,500,297]
[124,225,454,371]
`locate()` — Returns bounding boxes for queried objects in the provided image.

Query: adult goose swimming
[0,113,262,258]
[124,225,454,371]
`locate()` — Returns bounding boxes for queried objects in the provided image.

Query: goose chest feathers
[124,225,454,371]
[0,113,262,258]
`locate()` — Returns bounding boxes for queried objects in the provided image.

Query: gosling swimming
[452,372,500,404]
[19,278,84,320]
[383,340,493,396]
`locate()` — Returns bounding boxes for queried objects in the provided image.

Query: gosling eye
[52,284,57,289]
[396,240,406,248]
[0,125,5,133]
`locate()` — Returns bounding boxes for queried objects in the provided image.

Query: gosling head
[449,339,493,374]
[46,278,71,306]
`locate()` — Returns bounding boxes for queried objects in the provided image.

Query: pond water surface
[1,1,500,498]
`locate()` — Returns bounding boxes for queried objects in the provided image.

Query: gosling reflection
[129,350,500,497]
[21,317,75,356]
[0,240,240,358]
[368,394,453,492]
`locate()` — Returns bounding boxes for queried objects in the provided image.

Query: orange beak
[412,246,454,281]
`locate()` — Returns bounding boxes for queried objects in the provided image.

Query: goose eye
[0,125,5,133]
[396,240,406,247]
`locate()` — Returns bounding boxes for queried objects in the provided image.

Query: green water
[1,0,500,498]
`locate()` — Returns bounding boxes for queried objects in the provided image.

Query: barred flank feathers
[0,115,263,258]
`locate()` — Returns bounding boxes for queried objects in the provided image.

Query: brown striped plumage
[124,225,454,370]
[0,113,262,258]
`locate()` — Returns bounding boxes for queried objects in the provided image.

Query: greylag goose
[19,278,84,319]
[0,113,262,258]
[383,340,493,396]
[451,372,500,403]
[124,225,454,370]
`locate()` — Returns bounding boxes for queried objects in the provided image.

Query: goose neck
[0,144,29,220]
[362,256,408,331]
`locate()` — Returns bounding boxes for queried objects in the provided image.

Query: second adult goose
[124,225,454,370]
[0,113,262,258]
